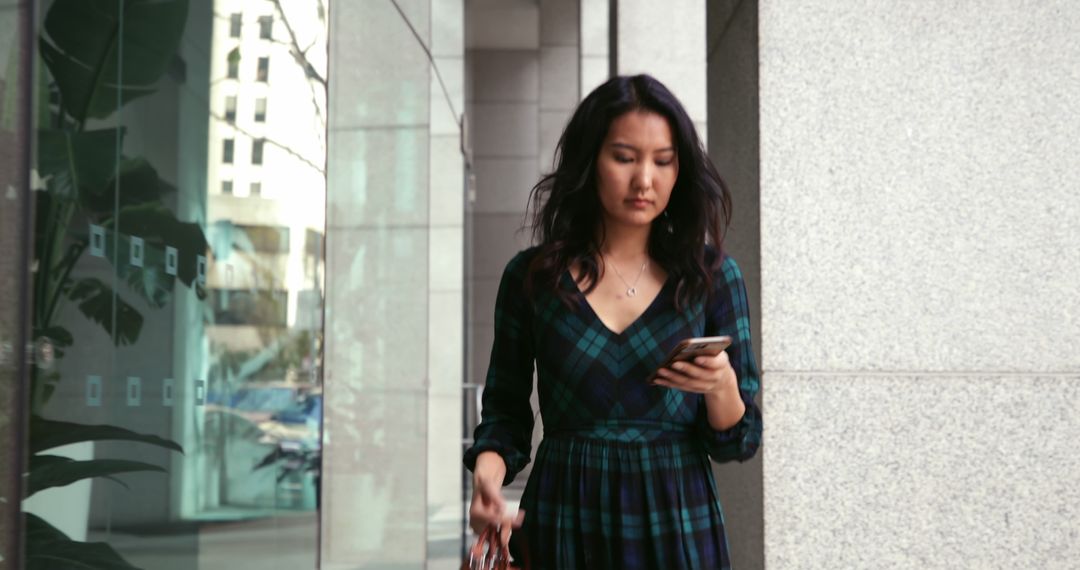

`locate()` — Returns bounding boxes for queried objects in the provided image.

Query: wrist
[473,451,507,485]
[707,369,740,398]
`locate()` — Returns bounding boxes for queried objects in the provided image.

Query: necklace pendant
[627,287,637,297]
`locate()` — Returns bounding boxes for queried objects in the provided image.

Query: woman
[464,74,762,569]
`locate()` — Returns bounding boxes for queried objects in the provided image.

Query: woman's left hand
[652,351,737,396]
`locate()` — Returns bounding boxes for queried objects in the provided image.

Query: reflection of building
[198,0,328,516]
[206,0,327,357]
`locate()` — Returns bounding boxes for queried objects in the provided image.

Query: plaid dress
[464,247,762,569]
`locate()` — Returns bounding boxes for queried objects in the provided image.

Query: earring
[663,210,674,234]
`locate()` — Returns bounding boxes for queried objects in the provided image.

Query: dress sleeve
[697,254,763,463]
[462,251,537,485]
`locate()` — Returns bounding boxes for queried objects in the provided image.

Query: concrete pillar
[707,3,764,569]
[540,0,580,175]
[322,0,465,567]
[614,0,707,140]
[465,0,582,495]
[579,0,608,98]
[427,0,466,567]
[465,0,543,491]
[760,1,1080,566]
[0,2,33,566]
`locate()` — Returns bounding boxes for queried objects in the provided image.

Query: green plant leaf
[115,156,171,202]
[25,512,70,544]
[29,416,184,455]
[26,537,142,570]
[124,265,171,308]
[37,128,121,203]
[26,455,142,497]
[34,325,75,348]
[82,157,169,215]
[41,382,58,404]
[65,277,143,345]
[39,0,190,123]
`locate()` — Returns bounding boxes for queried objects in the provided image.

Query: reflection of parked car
[205,383,303,424]
[204,383,322,510]
[257,391,322,447]
[271,392,322,425]
[205,384,321,447]
[251,391,322,509]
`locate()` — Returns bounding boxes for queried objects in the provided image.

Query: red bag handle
[462,525,511,570]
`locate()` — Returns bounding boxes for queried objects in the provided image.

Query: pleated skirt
[512,434,731,570]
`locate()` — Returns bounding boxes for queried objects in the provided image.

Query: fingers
[469,481,527,544]
[687,351,727,370]
[469,481,506,534]
[470,504,524,544]
[497,509,526,546]
[655,361,710,383]
[654,357,731,394]
[499,516,513,546]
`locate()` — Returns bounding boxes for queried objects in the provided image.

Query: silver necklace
[604,255,648,298]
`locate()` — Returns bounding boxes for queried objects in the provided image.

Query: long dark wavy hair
[525,74,733,311]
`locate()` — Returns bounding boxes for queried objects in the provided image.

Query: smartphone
[650,336,732,383]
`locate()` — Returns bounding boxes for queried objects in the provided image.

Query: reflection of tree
[270,0,327,157]
[208,1,328,172]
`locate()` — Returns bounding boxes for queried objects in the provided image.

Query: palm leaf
[65,277,143,345]
[26,455,164,497]
[30,416,184,455]
[39,0,189,123]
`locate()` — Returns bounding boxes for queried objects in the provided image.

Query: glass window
[233,224,290,253]
[211,289,289,326]
[257,57,269,82]
[259,15,273,39]
[252,138,264,165]
[251,182,262,196]
[255,97,267,122]
[23,1,328,566]
[227,47,240,79]
[230,13,242,37]
[305,229,322,257]
[225,95,237,123]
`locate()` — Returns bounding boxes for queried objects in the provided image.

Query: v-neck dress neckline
[560,269,671,338]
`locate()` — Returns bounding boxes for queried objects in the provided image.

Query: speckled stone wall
[759,1,1080,567]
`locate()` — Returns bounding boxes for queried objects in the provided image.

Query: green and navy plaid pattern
[464,247,762,569]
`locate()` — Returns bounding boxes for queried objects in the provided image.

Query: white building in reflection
[205,0,327,358]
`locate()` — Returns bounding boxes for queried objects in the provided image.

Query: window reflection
[255,97,267,122]
[24,0,328,567]
[225,95,237,123]
[223,138,235,163]
[257,57,269,82]
[230,12,242,38]
[227,47,240,79]
[259,15,274,40]
[252,138,265,165]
